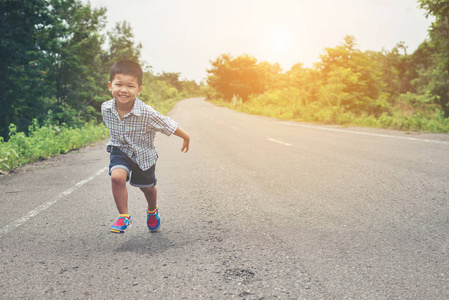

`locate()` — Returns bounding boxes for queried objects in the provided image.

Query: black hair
[110,60,143,86]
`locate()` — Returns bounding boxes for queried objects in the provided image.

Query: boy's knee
[110,169,127,186]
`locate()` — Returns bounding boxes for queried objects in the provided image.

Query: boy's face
[108,73,142,107]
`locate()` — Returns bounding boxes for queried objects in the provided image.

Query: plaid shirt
[101,98,178,171]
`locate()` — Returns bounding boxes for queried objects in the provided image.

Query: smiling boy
[101,60,190,233]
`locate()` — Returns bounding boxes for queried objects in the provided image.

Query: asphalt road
[1,97,449,299]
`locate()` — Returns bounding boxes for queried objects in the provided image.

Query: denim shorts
[108,147,157,188]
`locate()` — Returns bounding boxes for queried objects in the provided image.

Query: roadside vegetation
[0,118,109,173]
[206,0,449,133]
[0,0,204,173]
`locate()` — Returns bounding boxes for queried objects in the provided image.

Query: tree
[419,0,449,114]
[207,54,267,102]
[46,0,107,124]
[0,0,110,139]
[257,61,283,91]
[315,36,386,115]
[107,21,142,64]
[0,0,53,138]
[157,72,182,91]
[180,79,201,96]
[377,42,412,99]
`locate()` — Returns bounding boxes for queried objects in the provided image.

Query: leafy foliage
[208,26,449,132]
[418,0,449,114]
[0,0,108,137]
[0,117,109,173]
[207,54,280,102]
[0,0,53,138]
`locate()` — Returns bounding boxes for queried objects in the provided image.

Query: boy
[101,60,190,234]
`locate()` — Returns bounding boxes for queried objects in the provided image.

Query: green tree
[0,0,108,139]
[180,79,201,96]
[46,0,107,125]
[257,61,283,91]
[285,63,320,107]
[207,54,267,102]
[419,0,449,114]
[157,72,182,91]
[0,0,53,138]
[377,42,411,99]
[107,21,142,64]
[315,36,387,115]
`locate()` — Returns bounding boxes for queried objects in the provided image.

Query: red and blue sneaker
[147,207,160,232]
[110,215,132,233]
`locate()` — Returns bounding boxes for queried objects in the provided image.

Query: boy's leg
[140,186,157,211]
[107,147,134,233]
[141,186,160,232]
[111,168,129,214]
[131,164,157,211]
[130,164,159,231]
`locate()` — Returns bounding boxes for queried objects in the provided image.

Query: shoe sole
[110,223,132,234]
[148,225,160,233]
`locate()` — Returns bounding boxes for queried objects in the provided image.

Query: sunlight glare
[269,28,294,54]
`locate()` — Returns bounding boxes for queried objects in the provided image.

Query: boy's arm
[173,126,190,153]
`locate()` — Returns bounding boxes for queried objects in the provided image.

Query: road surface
[1,97,449,299]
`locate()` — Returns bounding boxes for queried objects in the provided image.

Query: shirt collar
[105,98,142,116]
[130,98,141,116]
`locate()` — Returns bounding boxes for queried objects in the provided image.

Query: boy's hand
[173,126,190,153]
[181,138,190,153]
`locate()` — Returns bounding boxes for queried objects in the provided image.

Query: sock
[147,207,157,214]
[119,214,130,219]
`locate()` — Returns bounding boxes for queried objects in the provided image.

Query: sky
[83,0,433,83]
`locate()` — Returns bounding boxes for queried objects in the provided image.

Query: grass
[0,121,109,173]
[208,97,449,134]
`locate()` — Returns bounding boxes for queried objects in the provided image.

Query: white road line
[0,167,108,237]
[280,122,449,145]
[268,138,292,146]
[207,116,224,124]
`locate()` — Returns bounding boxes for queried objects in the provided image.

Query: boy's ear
[108,81,112,91]
[137,86,142,95]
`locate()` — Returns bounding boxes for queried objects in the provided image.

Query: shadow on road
[113,232,183,255]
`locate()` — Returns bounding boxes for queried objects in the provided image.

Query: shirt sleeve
[101,100,113,127]
[146,107,178,136]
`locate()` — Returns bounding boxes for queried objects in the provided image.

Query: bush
[0,120,109,173]
[208,88,449,133]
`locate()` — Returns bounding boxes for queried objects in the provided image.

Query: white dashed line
[280,122,449,145]
[268,138,292,146]
[0,167,108,237]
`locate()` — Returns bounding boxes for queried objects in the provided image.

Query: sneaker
[147,207,161,232]
[110,215,132,233]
